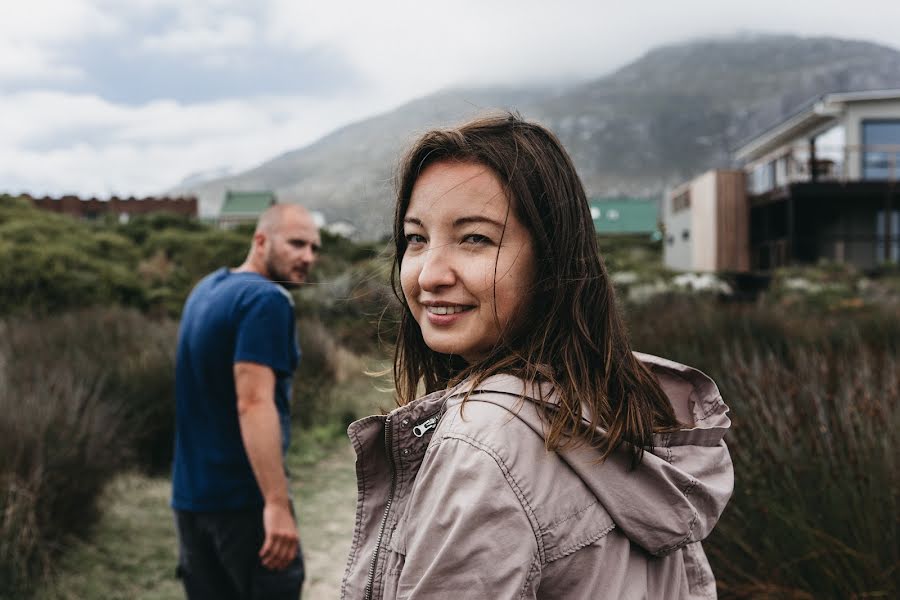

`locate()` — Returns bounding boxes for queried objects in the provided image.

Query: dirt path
[36,441,361,600]
[293,443,359,598]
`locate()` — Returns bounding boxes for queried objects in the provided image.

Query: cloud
[0,0,118,82]
[0,90,397,200]
[1,1,360,104]
[263,0,900,99]
[4,0,900,202]
[0,43,84,82]
[140,15,256,56]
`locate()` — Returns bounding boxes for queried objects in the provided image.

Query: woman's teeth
[426,305,471,315]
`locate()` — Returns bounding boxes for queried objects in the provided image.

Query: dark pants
[175,508,304,600]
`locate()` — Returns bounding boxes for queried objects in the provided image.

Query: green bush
[116,211,206,245]
[0,200,147,315]
[0,242,147,315]
[0,198,251,318]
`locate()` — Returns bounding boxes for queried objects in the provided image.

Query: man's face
[262,211,321,288]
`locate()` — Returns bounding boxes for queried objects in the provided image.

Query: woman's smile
[423,303,474,315]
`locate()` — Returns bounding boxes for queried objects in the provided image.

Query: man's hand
[259,500,299,570]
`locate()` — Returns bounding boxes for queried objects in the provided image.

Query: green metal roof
[589,197,659,235]
[220,190,276,216]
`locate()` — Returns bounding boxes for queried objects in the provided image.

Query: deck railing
[748,144,900,194]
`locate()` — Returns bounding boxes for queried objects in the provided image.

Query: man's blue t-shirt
[171,268,300,511]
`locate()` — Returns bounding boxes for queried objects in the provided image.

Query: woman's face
[400,161,536,363]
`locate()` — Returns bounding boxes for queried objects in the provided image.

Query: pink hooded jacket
[341,353,734,599]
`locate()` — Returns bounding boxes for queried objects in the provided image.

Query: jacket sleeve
[394,433,541,599]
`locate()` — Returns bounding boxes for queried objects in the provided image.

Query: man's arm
[234,360,298,571]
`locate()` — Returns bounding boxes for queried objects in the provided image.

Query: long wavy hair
[391,114,679,464]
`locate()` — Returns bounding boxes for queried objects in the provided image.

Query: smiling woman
[400,161,536,362]
[340,115,734,599]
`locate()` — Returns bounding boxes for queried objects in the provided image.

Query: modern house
[590,197,660,238]
[664,89,900,272]
[217,190,277,229]
[662,171,748,272]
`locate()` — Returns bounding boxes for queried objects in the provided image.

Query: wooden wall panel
[715,171,750,272]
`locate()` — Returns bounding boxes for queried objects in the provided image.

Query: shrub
[0,318,130,595]
[0,201,148,316]
[116,211,206,246]
[292,318,377,431]
[626,297,900,598]
[0,307,183,596]
[297,256,398,355]
[0,242,147,316]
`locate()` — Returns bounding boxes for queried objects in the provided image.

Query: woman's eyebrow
[453,215,505,228]
[403,215,505,228]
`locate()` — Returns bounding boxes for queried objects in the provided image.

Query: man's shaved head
[256,203,314,235]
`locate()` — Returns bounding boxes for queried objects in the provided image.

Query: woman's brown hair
[391,113,679,464]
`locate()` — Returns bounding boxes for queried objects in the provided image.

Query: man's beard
[265,255,302,289]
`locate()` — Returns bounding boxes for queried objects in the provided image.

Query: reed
[628,297,900,599]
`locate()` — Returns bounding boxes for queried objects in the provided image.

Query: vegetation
[628,297,900,599]
[0,309,168,594]
[1,198,897,598]
[0,198,386,597]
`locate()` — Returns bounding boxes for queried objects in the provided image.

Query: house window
[750,160,776,194]
[682,229,690,241]
[876,209,900,263]
[607,209,620,221]
[862,120,900,180]
[590,207,601,220]
[672,190,691,212]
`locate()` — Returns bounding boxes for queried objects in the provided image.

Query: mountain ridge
[173,33,900,238]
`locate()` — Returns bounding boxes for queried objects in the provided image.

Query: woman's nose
[418,245,456,291]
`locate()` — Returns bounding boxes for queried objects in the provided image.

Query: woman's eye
[405,233,426,245]
[462,233,492,246]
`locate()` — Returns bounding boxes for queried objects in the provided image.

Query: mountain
[172,87,557,235]
[174,34,900,239]
[174,165,235,189]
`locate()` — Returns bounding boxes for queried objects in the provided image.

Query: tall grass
[627,297,900,599]
[0,320,127,594]
[293,317,387,431]
[0,308,179,596]
[0,305,379,597]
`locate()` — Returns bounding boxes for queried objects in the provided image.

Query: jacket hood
[450,352,734,556]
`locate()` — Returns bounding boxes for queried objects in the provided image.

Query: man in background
[171,203,320,599]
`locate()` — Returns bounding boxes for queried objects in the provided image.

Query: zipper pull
[412,415,439,438]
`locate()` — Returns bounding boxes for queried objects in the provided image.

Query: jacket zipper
[412,414,439,437]
[364,416,395,600]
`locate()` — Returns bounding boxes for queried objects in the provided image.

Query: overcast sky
[2,0,900,198]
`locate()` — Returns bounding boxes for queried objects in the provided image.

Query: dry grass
[628,297,900,599]
[0,303,386,597]
[0,308,177,596]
